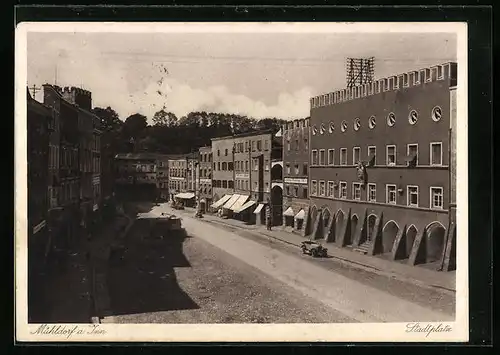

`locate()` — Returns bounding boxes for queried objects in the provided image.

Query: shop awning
[230,195,249,211]
[295,209,305,220]
[234,200,256,214]
[175,192,195,199]
[283,207,295,217]
[200,198,206,203]
[211,194,232,208]
[254,203,264,214]
[223,194,240,209]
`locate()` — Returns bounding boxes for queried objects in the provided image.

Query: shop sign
[33,220,46,234]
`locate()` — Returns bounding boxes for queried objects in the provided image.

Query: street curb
[200,216,456,295]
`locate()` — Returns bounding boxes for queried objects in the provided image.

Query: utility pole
[30,84,41,98]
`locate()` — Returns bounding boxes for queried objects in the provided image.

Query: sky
[27,28,457,123]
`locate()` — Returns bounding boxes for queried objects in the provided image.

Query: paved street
[102,202,455,324]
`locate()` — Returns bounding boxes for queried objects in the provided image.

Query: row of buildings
[28,85,114,318]
[111,61,457,272]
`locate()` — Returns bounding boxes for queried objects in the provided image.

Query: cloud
[28,35,312,123]
[135,78,313,122]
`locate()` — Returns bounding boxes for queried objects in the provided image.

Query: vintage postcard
[15,21,468,342]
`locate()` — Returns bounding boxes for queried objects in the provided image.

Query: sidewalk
[181,208,456,293]
[90,212,132,322]
[31,213,132,324]
[35,239,93,323]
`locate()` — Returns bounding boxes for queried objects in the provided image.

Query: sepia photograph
[15,21,468,342]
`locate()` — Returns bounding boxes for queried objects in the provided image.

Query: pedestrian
[265,204,272,231]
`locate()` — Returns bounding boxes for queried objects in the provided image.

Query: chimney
[61,86,92,111]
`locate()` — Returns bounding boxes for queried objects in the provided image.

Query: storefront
[174,192,196,208]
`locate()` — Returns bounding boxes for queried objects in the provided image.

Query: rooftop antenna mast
[346,57,375,88]
[29,84,41,98]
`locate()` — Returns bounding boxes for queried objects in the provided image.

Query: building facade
[308,62,457,271]
[168,156,197,207]
[156,155,170,201]
[211,130,283,225]
[115,153,158,201]
[27,89,52,321]
[198,146,213,212]
[282,118,310,234]
[42,85,81,251]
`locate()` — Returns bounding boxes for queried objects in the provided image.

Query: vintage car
[300,240,328,258]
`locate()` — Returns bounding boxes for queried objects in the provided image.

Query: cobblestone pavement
[104,218,352,323]
[102,202,454,323]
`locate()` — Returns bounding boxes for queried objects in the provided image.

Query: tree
[92,106,122,131]
[123,113,148,139]
[152,109,178,127]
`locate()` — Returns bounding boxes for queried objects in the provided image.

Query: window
[265,160,269,171]
[328,149,335,165]
[354,117,361,131]
[302,163,308,175]
[319,181,326,196]
[265,182,270,193]
[217,162,221,171]
[407,144,418,166]
[431,106,442,122]
[245,161,249,171]
[408,110,418,125]
[304,137,308,151]
[264,140,269,150]
[319,149,326,165]
[228,162,234,171]
[430,187,444,209]
[217,149,220,156]
[340,148,347,165]
[287,140,291,151]
[252,141,256,151]
[286,185,291,196]
[339,181,347,199]
[352,183,361,200]
[311,150,318,166]
[386,185,397,204]
[327,181,335,197]
[320,123,326,135]
[286,164,291,175]
[228,180,234,189]
[222,162,227,171]
[294,164,299,174]
[312,125,318,136]
[257,140,262,151]
[222,180,228,188]
[328,121,335,133]
[368,183,376,202]
[368,146,376,166]
[293,186,299,197]
[340,120,348,132]
[407,186,419,207]
[430,142,442,166]
[311,180,317,195]
[387,112,396,127]
[353,147,361,164]
[386,145,396,166]
[302,187,308,199]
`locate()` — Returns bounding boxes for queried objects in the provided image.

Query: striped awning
[253,203,264,214]
[175,192,195,199]
[211,194,231,208]
[234,200,256,213]
[222,194,240,209]
[283,207,295,217]
[230,195,249,211]
[295,209,305,220]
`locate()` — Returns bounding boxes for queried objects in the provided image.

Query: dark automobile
[300,240,328,258]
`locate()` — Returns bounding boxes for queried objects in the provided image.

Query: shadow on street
[107,217,199,317]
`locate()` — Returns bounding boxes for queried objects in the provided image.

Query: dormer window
[403,73,409,87]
